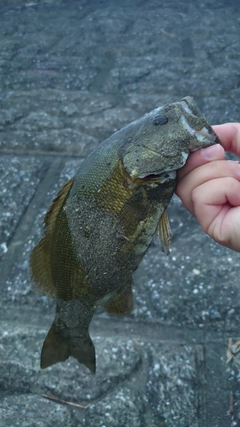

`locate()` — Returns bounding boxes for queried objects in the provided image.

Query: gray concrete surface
[0,0,240,426]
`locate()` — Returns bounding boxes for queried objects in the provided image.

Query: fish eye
[153,114,168,126]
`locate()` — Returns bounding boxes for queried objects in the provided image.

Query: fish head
[122,96,220,180]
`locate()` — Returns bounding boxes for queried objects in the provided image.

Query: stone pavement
[0,0,240,426]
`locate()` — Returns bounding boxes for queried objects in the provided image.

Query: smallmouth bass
[30,97,220,373]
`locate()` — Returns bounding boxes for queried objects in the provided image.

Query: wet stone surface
[145,343,199,427]
[0,394,75,427]
[81,388,144,427]
[0,155,46,258]
[0,0,240,426]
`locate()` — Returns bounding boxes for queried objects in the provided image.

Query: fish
[29,96,220,373]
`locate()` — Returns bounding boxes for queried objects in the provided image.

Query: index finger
[213,123,240,156]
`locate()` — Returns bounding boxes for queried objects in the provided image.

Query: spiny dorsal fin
[157,211,171,255]
[103,281,134,315]
[29,177,74,297]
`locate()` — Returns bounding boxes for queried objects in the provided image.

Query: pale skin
[176,123,240,252]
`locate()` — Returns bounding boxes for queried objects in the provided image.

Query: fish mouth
[194,127,218,147]
[180,100,220,149]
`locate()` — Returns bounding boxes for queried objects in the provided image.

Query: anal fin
[103,282,134,315]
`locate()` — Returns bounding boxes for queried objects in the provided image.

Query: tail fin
[41,322,96,373]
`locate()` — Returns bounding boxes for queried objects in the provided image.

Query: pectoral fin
[41,321,96,374]
[157,211,171,255]
[103,282,134,315]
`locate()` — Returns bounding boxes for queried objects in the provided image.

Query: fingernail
[200,143,222,160]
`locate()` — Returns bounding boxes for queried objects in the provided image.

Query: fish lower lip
[195,127,217,145]
[180,115,218,147]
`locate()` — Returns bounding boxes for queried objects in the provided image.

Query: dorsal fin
[44,177,74,234]
[103,281,134,315]
[29,178,74,297]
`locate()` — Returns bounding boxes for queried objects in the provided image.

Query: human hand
[176,123,240,252]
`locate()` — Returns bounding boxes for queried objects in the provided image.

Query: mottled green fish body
[30,97,220,373]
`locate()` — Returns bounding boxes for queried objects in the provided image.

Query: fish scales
[30,97,220,373]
